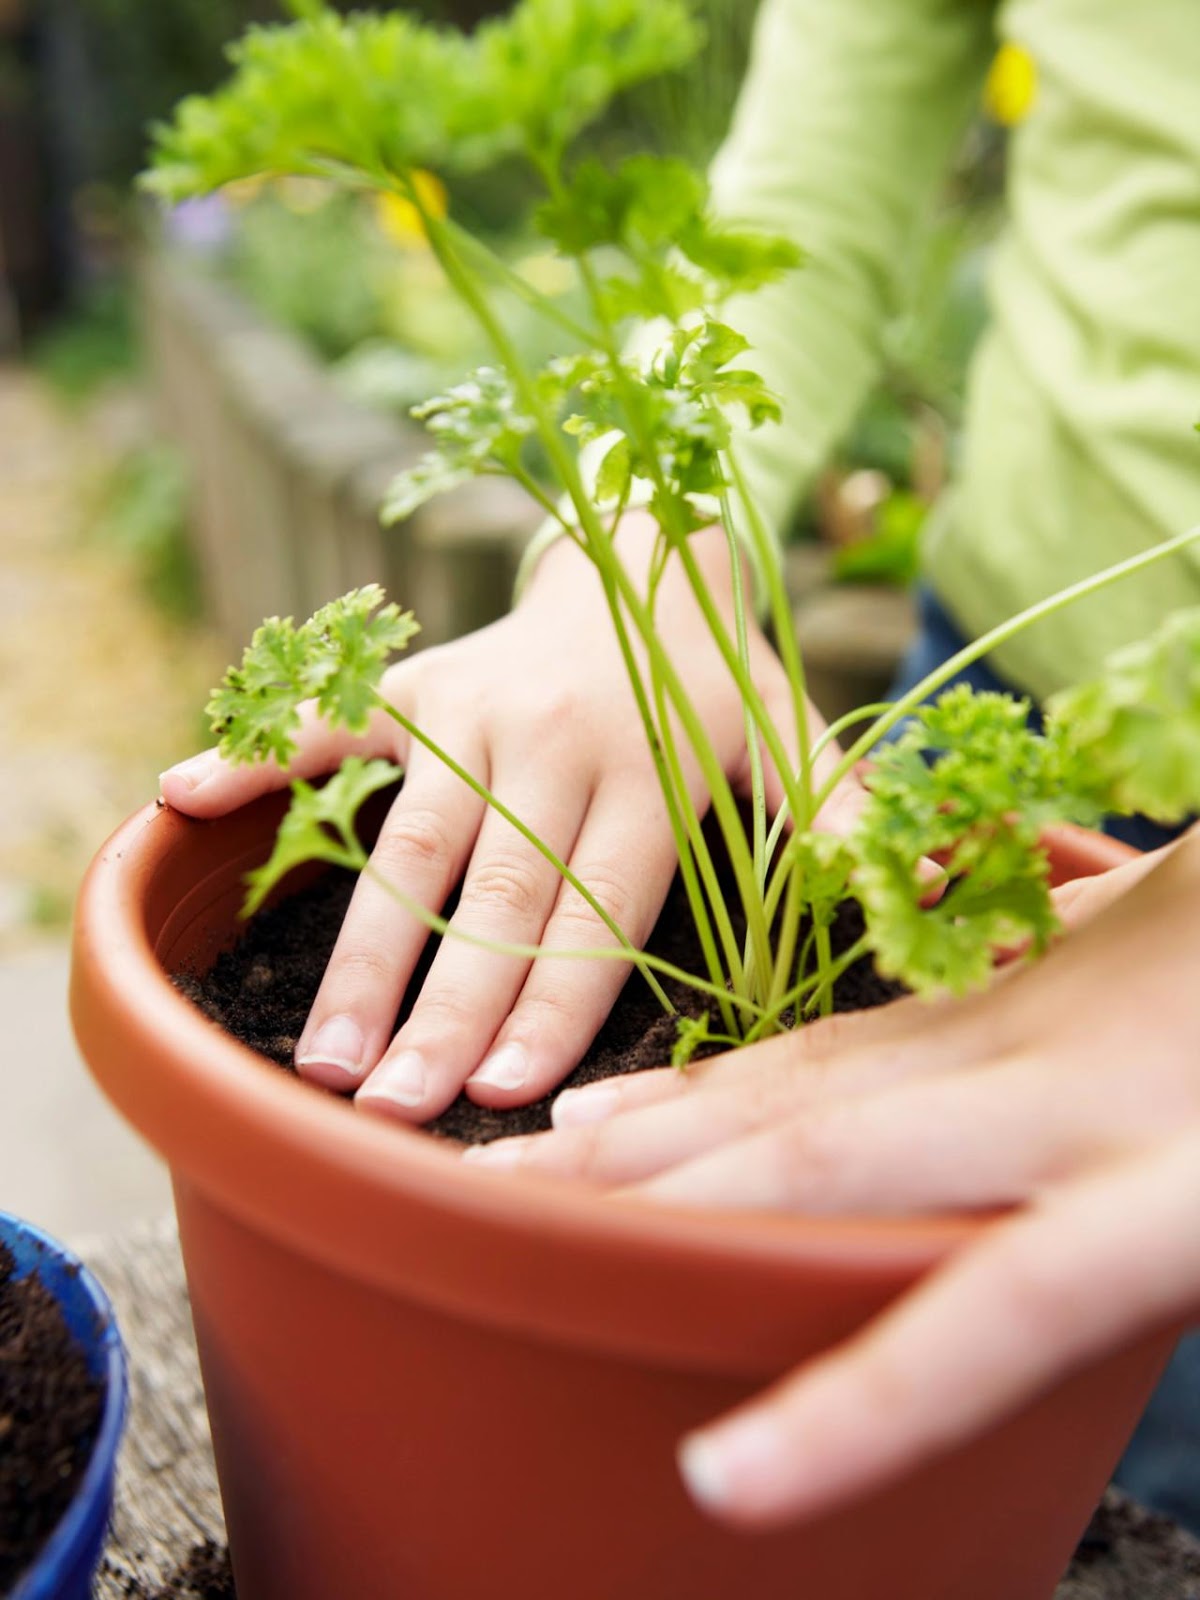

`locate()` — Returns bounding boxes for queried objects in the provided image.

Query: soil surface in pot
[175,864,903,1144]
[0,1242,105,1591]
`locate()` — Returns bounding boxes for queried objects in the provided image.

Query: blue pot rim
[1,1211,129,1600]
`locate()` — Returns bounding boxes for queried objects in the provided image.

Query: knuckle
[374,806,454,875]
[564,1124,611,1183]
[408,985,478,1034]
[381,654,422,702]
[555,859,637,938]
[333,942,395,994]
[734,1063,805,1134]
[507,688,588,754]
[772,1105,853,1197]
[989,1237,1079,1345]
[846,1345,922,1429]
[516,984,577,1034]
[527,1118,608,1182]
[462,851,544,923]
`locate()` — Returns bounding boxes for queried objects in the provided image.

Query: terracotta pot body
[71,800,1172,1600]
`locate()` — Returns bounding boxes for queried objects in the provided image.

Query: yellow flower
[375,171,449,250]
[984,42,1038,127]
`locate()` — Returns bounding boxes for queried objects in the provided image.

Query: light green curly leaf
[243,757,402,916]
[207,585,418,766]
[143,0,702,201]
[383,454,474,524]
[595,435,632,505]
[848,685,1105,997]
[1047,608,1200,824]
[306,587,419,732]
[671,1012,713,1070]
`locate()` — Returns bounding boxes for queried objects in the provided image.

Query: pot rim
[70,799,1135,1348]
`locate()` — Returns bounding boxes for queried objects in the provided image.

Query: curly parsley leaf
[307,588,420,731]
[675,218,802,299]
[1047,608,1200,825]
[144,0,701,201]
[536,156,705,255]
[243,756,402,916]
[207,585,418,765]
[850,688,1098,996]
[787,831,855,926]
[384,368,536,523]
[537,156,800,320]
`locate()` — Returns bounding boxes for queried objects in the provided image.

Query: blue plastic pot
[1,1212,128,1600]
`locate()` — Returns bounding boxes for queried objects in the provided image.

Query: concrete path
[0,944,171,1237]
[0,364,218,1235]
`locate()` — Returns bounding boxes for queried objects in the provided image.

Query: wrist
[523,509,745,614]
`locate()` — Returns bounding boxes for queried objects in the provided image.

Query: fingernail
[677,1414,779,1517]
[357,1049,426,1110]
[162,752,216,794]
[462,1138,528,1168]
[296,1015,365,1079]
[552,1083,621,1129]
[468,1042,529,1092]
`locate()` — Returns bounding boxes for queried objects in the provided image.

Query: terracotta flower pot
[70,798,1174,1600]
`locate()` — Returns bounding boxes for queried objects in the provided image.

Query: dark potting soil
[0,1242,104,1593]
[174,862,904,1145]
[1061,1489,1200,1598]
[147,1539,237,1600]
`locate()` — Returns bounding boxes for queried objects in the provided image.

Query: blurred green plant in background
[29,282,138,403]
[84,443,201,620]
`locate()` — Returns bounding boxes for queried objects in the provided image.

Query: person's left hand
[463,831,1200,1527]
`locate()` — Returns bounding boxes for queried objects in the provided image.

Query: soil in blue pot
[0,1241,104,1590]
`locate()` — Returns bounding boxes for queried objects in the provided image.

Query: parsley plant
[148,0,1200,1057]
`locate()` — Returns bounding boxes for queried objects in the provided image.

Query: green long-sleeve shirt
[711,0,1200,699]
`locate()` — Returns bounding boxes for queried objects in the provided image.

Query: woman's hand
[465,828,1200,1527]
[161,515,861,1122]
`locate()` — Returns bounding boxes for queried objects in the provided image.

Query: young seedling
[147,0,1200,1060]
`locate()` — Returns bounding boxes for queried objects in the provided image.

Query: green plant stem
[811,923,835,1016]
[725,444,816,830]
[717,480,767,891]
[414,183,763,1032]
[810,702,896,764]
[375,697,674,1013]
[743,933,871,1043]
[644,605,748,1014]
[722,443,836,1011]
[567,245,785,1009]
[440,216,598,347]
[484,467,723,1028]
[765,858,804,1020]
[408,179,744,1027]
[814,523,1200,815]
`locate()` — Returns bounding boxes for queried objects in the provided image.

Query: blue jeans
[886,585,1200,1536]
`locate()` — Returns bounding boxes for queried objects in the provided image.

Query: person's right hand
[160,513,865,1122]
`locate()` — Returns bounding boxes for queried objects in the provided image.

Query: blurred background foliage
[5,0,1006,579]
